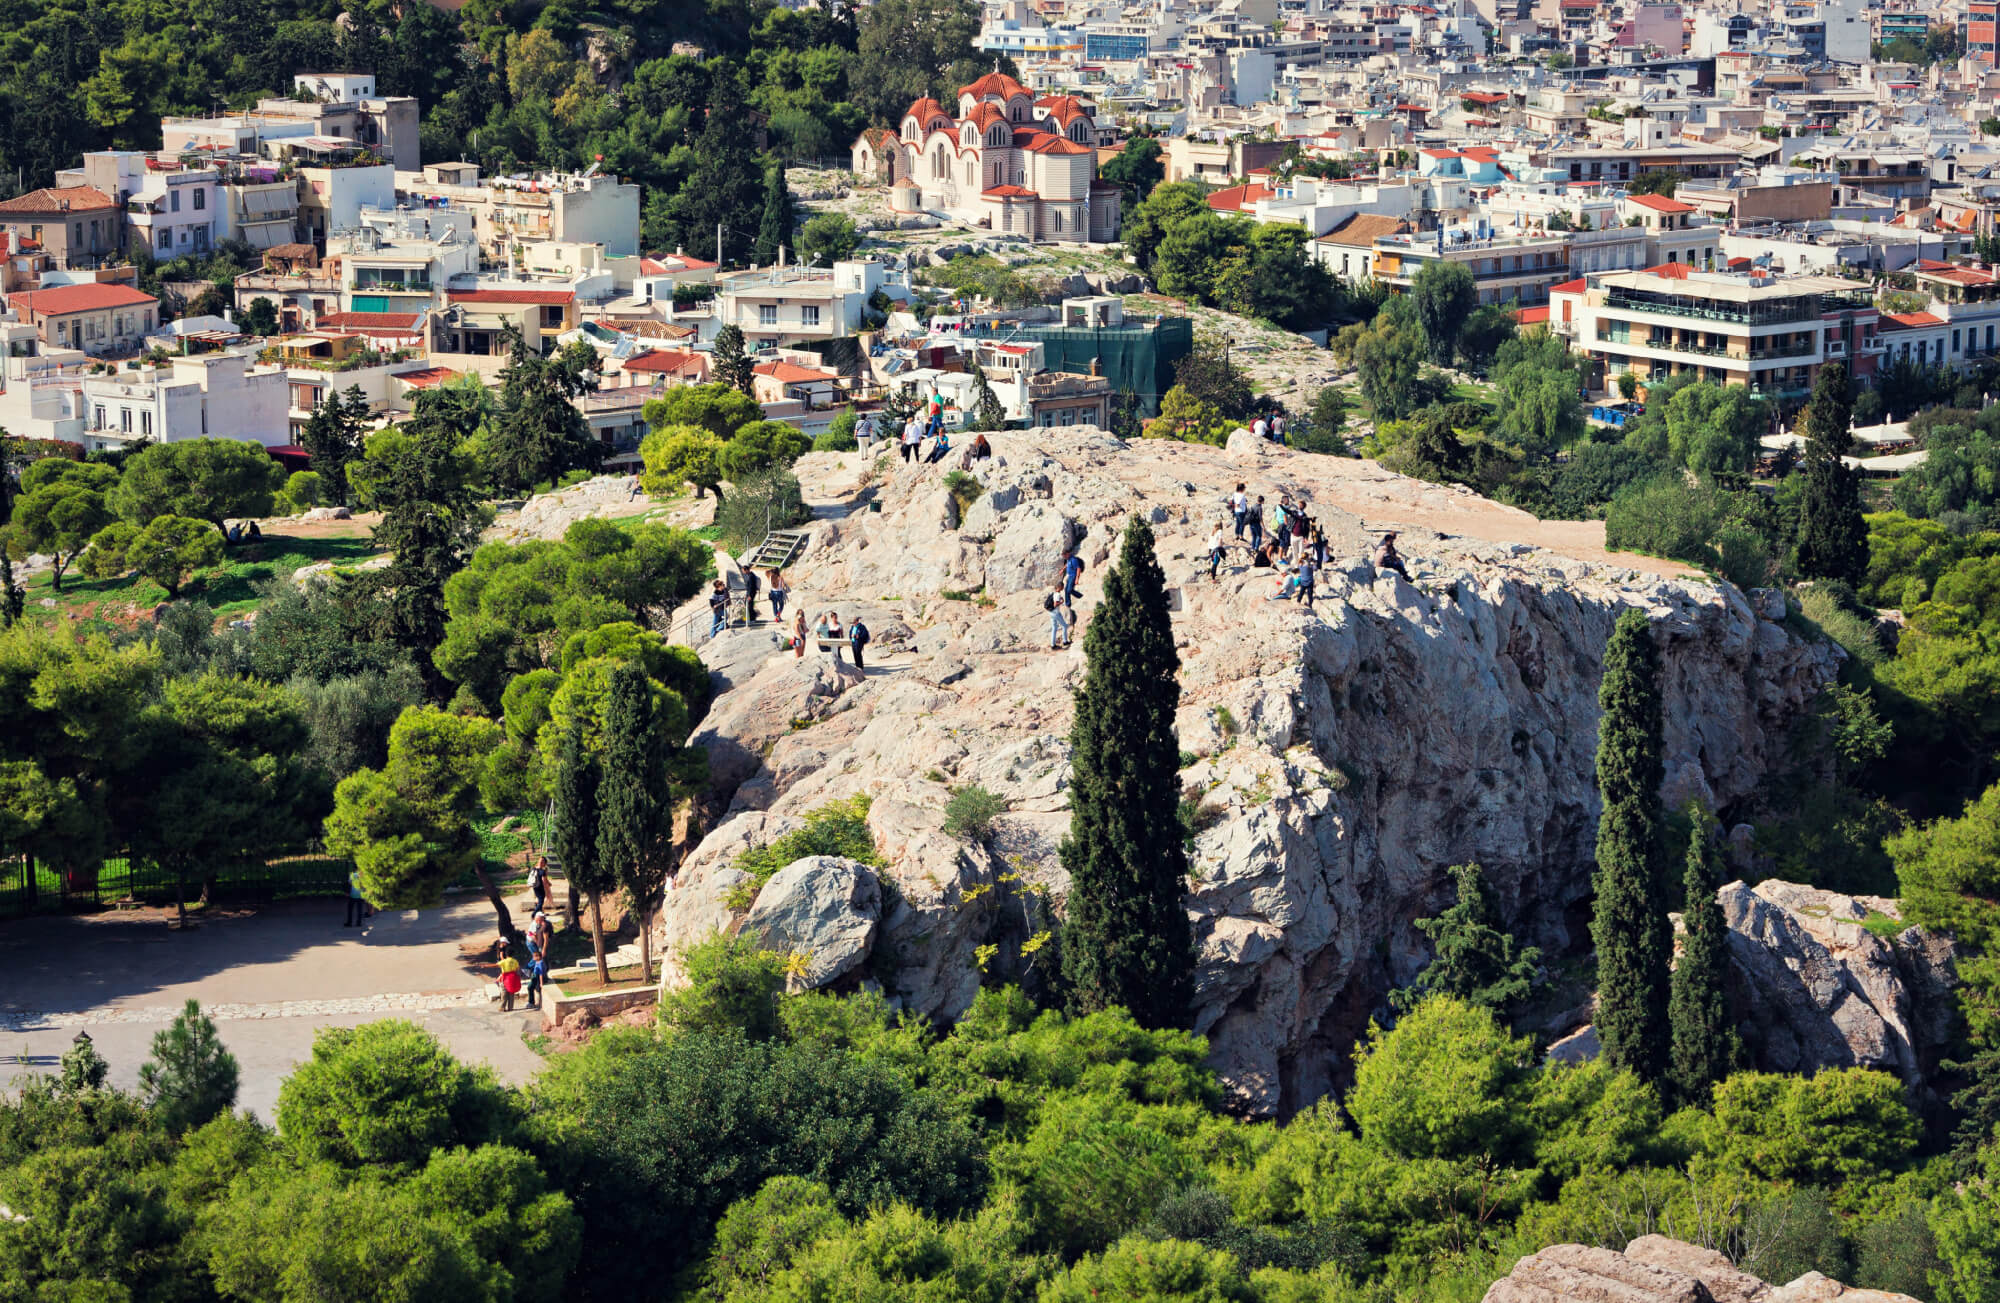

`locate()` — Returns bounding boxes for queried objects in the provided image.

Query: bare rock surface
[1717,880,1957,1086]
[658,427,1844,1112]
[1484,1240,1918,1303]
[741,856,882,990]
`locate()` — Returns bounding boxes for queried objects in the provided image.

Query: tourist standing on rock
[1272,412,1286,444]
[1253,414,1269,439]
[1231,484,1249,538]
[792,608,808,658]
[902,413,922,462]
[820,612,846,662]
[1273,498,1293,553]
[847,615,871,670]
[768,569,789,620]
[1206,522,1228,581]
[1061,548,1085,606]
[707,580,728,636]
[1247,496,1266,550]
[1047,586,1071,649]
[528,856,549,915]
[743,567,762,622]
[1293,556,1317,609]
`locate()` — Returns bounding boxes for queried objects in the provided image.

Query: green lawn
[22,531,384,630]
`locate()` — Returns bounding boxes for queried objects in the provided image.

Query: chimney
[1089,357,1101,376]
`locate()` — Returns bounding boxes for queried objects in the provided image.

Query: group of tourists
[1204,482,1414,606]
[495,870,557,1014]
[786,608,872,668]
[1250,411,1288,445]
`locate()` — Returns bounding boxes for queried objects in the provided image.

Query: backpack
[1044,591,1055,611]
[851,622,870,646]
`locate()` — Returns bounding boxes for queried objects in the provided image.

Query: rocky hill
[658,428,1851,1113]
[1484,1234,1921,1302]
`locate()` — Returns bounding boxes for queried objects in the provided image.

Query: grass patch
[548,965,649,995]
[521,1032,554,1057]
[21,533,383,629]
[1860,910,1905,941]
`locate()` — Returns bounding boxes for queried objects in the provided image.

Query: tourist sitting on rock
[1373,532,1411,581]
[925,430,952,464]
[1250,543,1274,568]
[1268,565,1298,600]
[969,433,992,460]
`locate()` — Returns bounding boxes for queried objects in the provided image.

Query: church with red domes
[850,70,1122,243]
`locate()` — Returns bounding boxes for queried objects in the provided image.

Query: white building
[127,166,222,258]
[715,260,890,349]
[393,165,642,259]
[75,352,289,450]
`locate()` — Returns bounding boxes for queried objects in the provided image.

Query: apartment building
[7,282,159,357]
[394,166,642,259]
[714,261,887,349]
[1557,264,1878,400]
[79,352,289,448]
[126,164,221,258]
[328,219,477,315]
[0,187,124,270]
[1372,228,1576,306]
[160,75,421,172]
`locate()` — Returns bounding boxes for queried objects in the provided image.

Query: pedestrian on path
[902,414,922,462]
[528,856,549,915]
[1207,522,1228,581]
[707,580,728,636]
[1293,557,1317,609]
[793,607,808,658]
[743,567,762,622]
[847,615,871,670]
[1047,587,1071,649]
[496,942,522,1013]
[1247,496,1265,550]
[344,871,367,928]
[1060,548,1085,605]
[1231,484,1249,538]
[768,569,789,620]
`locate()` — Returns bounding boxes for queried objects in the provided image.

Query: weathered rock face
[1717,880,1958,1088]
[741,856,882,990]
[659,428,1842,1114]
[1483,1237,1921,1303]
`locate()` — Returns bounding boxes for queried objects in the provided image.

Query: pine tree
[1591,608,1671,1082]
[1667,808,1742,1109]
[596,663,674,983]
[753,166,795,266]
[1795,361,1866,585]
[550,720,612,984]
[1059,516,1196,1029]
[968,359,1008,432]
[1391,863,1541,1015]
[713,324,755,396]
[138,999,240,1133]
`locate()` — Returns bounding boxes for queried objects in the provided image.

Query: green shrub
[943,784,1006,840]
[943,471,983,521]
[658,932,787,1041]
[814,411,859,452]
[726,795,880,910]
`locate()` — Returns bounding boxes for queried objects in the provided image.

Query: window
[1954,329,1962,353]
[157,229,171,250]
[73,223,82,244]
[93,405,104,429]
[1053,211,1063,232]
[802,306,820,326]
[121,408,131,432]
[193,189,205,211]
[759,304,777,326]
[170,190,180,213]
[140,412,151,437]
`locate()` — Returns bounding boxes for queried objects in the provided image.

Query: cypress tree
[753,166,794,266]
[550,720,612,984]
[1591,608,1671,1082]
[1059,516,1196,1029]
[713,324,755,396]
[596,664,672,983]
[1667,808,1742,1109]
[1795,361,1866,585]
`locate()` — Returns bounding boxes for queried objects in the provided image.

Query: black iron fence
[0,854,355,920]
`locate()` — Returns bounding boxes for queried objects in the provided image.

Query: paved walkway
[0,894,551,1119]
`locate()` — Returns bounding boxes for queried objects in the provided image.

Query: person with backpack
[1046,586,1071,650]
[847,614,871,670]
[528,856,549,915]
[1293,556,1317,609]
[742,566,762,622]
[1060,548,1085,606]
[1247,496,1266,550]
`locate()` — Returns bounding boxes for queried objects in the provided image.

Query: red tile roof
[966,103,1008,130]
[10,283,157,315]
[959,71,1030,101]
[0,186,118,215]
[1038,95,1090,125]
[982,184,1039,199]
[1627,193,1695,213]
[1314,213,1410,246]
[640,253,718,273]
[1461,91,1507,105]
[447,289,575,306]
[316,311,424,331]
[1883,311,1945,328]
[395,367,463,388]
[904,97,949,123]
[1207,182,1274,212]
[754,360,836,384]
[1023,135,1092,155]
[1550,278,1588,294]
[623,349,706,376]
[1642,261,1693,279]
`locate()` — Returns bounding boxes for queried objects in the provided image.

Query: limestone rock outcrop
[1717,880,1957,1087]
[1482,1238,1921,1303]
[741,856,882,989]
[659,428,1844,1113]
